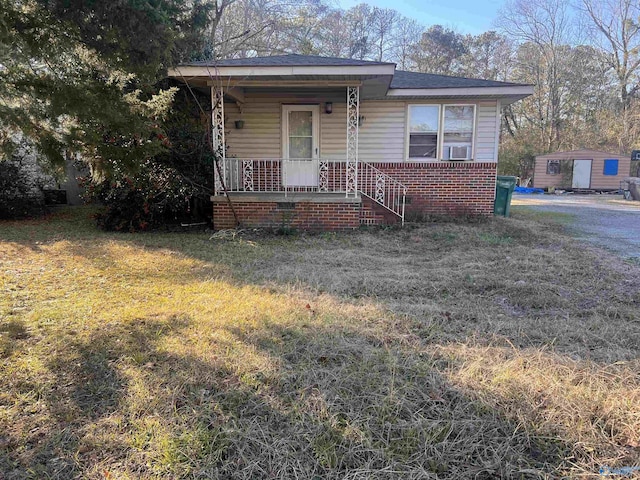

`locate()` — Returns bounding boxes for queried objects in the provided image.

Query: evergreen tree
[0,0,210,174]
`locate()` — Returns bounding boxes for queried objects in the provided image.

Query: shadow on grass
[1,206,637,478]
[1,311,575,479]
[0,319,30,359]
[1,315,227,478]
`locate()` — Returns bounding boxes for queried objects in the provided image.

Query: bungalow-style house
[168,54,533,230]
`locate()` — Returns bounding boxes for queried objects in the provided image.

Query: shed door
[572,159,592,189]
[282,105,319,187]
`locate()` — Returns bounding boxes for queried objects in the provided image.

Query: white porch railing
[225,158,348,194]
[223,158,407,224]
[358,161,407,223]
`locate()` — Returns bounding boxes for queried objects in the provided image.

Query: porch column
[346,86,359,197]
[211,86,226,195]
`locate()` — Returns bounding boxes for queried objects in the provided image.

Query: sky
[336,0,505,35]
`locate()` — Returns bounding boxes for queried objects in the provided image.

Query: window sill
[406,158,476,162]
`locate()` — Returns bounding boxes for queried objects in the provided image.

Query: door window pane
[289,137,312,159]
[289,111,312,136]
[288,110,313,159]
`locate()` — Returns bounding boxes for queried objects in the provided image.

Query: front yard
[1,207,639,479]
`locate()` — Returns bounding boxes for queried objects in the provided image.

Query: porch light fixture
[234,120,245,129]
[358,115,365,126]
[324,102,333,114]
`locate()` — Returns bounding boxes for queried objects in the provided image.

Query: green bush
[89,160,206,232]
[88,85,215,232]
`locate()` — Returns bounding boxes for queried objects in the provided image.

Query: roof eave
[168,64,397,79]
[386,85,534,101]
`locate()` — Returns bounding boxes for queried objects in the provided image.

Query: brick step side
[359,197,401,226]
[359,211,385,226]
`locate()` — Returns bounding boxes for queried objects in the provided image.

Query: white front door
[282,105,319,187]
[572,159,592,189]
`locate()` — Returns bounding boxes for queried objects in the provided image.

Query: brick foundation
[375,162,498,217]
[213,196,361,231]
[213,162,498,230]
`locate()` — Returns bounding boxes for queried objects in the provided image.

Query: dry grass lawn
[1,206,639,479]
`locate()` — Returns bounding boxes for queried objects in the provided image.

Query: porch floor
[210,193,362,204]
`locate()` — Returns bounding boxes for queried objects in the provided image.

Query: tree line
[209,0,640,180]
[2,0,639,200]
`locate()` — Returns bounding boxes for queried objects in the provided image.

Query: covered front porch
[210,84,407,223]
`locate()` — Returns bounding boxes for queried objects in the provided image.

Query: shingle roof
[185,54,394,67]
[390,70,527,89]
[181,54,530,89]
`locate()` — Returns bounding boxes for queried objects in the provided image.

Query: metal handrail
[358,161,407,225]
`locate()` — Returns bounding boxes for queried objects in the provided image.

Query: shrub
[88,84,215,232]
[89,160,205,232]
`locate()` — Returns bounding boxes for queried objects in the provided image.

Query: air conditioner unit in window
[449,146,469,160]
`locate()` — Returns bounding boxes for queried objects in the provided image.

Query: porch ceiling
[168,63,395,99]
[172,74,393,100]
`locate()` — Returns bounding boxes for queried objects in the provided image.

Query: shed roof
[536,149,628,159]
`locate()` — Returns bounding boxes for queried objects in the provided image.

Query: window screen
[408,106,439,158]
[442,105,474,160]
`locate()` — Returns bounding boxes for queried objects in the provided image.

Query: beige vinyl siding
[474,101,499,162]
[224,89,499,163]
[359,101,406,162]
[225,88,346,159]
[533,149,631,189]
[533,156,559,189]
[320,101,347,158]
[225,100,280,158]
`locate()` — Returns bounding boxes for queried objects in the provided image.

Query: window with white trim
[408,105,439,159]
[442,105,475,160]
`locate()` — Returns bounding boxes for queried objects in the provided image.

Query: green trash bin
[494,175,517,217]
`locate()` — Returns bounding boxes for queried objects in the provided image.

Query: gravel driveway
[512,194,640,258]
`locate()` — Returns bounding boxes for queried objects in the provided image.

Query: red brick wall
[213,200,360,231]
[374,162,497,216]
[213,162,497,230]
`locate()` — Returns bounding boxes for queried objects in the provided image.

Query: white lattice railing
[223,158,407,224]
[358,161,407,224]
[225,158,348,194]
